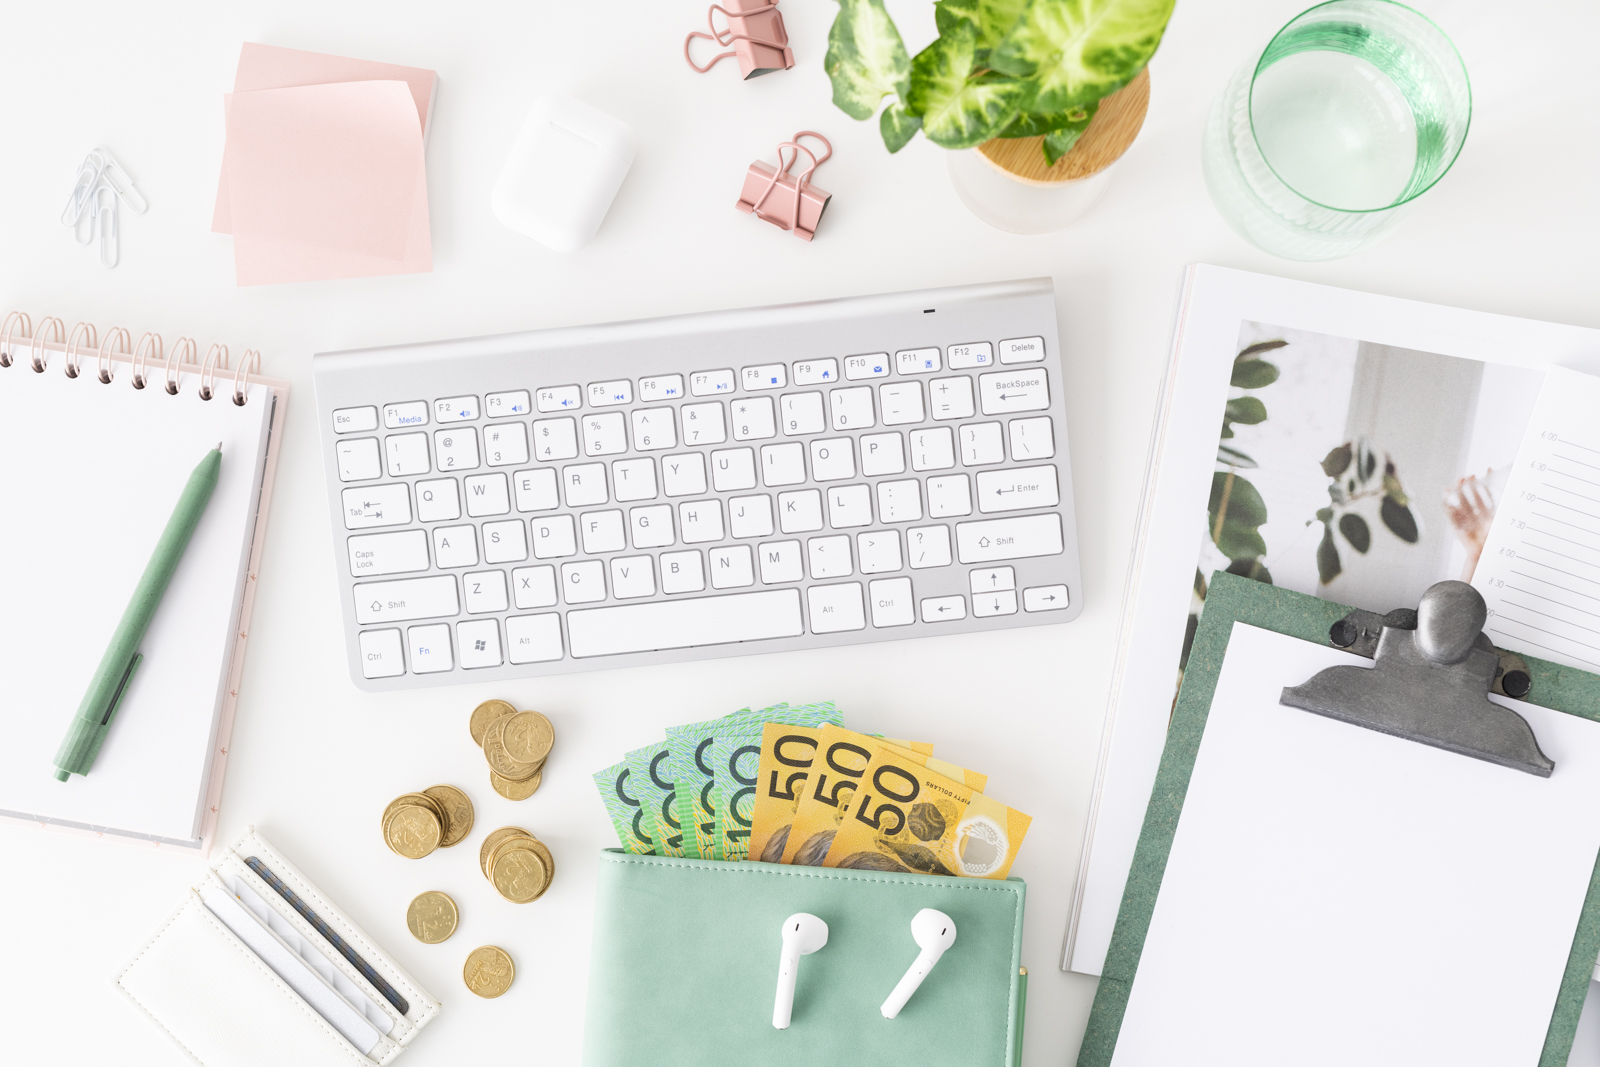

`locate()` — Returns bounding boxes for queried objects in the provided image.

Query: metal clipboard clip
[1281,580,1554,777]
[735,132,832,242]
[684,0,795,80]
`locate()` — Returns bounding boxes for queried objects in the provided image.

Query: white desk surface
[5,1,1600,1064]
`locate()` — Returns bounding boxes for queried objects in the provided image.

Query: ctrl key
[359,629,406,678]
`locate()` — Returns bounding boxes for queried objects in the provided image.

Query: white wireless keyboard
[314,280,1083,690]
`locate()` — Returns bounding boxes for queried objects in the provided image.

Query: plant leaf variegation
[826,0,1174,164]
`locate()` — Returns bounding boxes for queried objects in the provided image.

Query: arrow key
[1023,584,1071,612]
[920,595,967,622]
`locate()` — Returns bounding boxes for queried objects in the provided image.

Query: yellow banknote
[747,723,826,864]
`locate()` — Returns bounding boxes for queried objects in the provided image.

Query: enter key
[976,464,1060,513]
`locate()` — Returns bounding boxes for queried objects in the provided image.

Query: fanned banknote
[665,712,755,859]
[748,723,827,864]
[592,760,655,854]
[624,741,686,858]
[710,702,840,861]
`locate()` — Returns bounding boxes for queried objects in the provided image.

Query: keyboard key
[583,412,628,456]
[955,514,1064,563]
[961,423,1006,465]
[879,382,924,425]
[979,369,1049,415]
[907,525,952,568]
[359,629,405,678]
[856,530,902,574]
[483,423,529,466]
[511,565,558,609]
[610,555,656,599]
[415,478,460,522]
[869,577,915,627]
[506,614,564,663]
[432,524,479,568]
[710,545,754,588]
[690,369,735,396]
[631,408,676,451]
[829,386,875,430]
[778,489,824,533]
[970,566,1016,592]
[532,515,578,558]
[348,529,429,577]
[731,397,776,440]
[1023,584,1070,611]
[973,590,1019,617]
[638,375,684,402]
[729,495,774,538]
[926,474,972,517]
[921,595,967,622]
[458,619,503,668]
[342,484,412,529]
[337,438,381,481]
[483,519,529,563]
[660,550,705,593]
[562,559,607,603]
[910,427,956,471]
[976,464,1060,513]
[465,473,511,516]
[532,417,579,460]
[999,336,1045,364]
[759,540,803,583]
[408,623,454,673]
[681,402,726,445]
[333,406,378,433]
[580,509,626,553]
[611,458,657,501]
[877,480,922,523]
[808,535,853,579]
[435,395,479,423]
[463,570,509,613]
[383,400,428,428]
[386,432,429,476]
[536,385,581,412]
[513,468,559,511]
[566,588,803,657]
[826,484,873,528]
[434,427,480,471]
[897,348,941,374]
[662,453,708,497]
[1008,416,1055,460]
[742,363,787,390]
[486,390,531,417]
[563,463,608,507]
[844,353,890,380]
[679,500,725,543]
[781,393,825,435]
[946,342,994,370]
[929,377,975,420]
[809,438,855,481]
[711,447,757,491]
[354,575,458,624]
[630,504,675,548]
[761,443,806,486]
[808,582,865,633]
[588,379,633,406]
[859,432,905,476]
[793,359,839,385]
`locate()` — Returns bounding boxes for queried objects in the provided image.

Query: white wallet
[115,828,440,1067]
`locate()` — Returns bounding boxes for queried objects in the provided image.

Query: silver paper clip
[59,146,144,268]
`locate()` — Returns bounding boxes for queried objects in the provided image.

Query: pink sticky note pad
[224,80,431,286]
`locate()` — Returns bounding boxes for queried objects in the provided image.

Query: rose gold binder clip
[736,132,832,242]
[684,0,795,80]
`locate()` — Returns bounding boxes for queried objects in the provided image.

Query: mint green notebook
[583,851,1027,1067]
[1079,573,1600,1067]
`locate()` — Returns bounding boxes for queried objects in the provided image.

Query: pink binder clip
[736,132,832,242]
[684,0,796,80]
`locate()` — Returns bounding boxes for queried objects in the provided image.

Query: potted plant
[824,0,1176,232]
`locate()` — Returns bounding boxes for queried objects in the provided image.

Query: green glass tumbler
[1202,0,1471,261]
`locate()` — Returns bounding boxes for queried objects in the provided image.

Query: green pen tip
[54,768,70,782]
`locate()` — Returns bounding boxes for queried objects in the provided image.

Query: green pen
[53,443,222,782]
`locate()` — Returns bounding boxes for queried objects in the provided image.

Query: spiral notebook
[0,315,288,853]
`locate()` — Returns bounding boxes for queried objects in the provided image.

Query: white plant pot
[947,150,1116,235]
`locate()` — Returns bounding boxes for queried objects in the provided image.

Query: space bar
[566,589,805,658]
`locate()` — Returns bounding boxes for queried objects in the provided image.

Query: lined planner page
[1474,367,1600,672]
[1110,624,1600,1067]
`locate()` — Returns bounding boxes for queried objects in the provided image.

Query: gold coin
[469,699,517,746]
[405,891,458,944]
[486,833,537,879]
[381,793,436,834]
[492,847,550,903]
[501,710,555,765]
[517,836,556,900]
[490,767,542,801]
[486,834,554,902]
[479,826,533,880]
[423,784,474,847]
[463,945,515,998]
[384,804,442,859]
[483,719,541,782]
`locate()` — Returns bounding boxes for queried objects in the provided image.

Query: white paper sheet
[1110,624,1600,1067]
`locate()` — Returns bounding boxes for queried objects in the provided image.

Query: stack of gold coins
[468,700,555,801]
[380,785,474,859]
[478,826,555,903]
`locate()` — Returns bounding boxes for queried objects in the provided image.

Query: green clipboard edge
[1077,572,1600,1067]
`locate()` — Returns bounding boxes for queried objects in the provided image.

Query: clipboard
[1078,573,1600,1067]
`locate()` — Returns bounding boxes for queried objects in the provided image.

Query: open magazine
[1065,265,1600,976]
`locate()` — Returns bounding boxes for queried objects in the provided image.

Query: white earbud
[880,908,957,1019]
[773,913,829,1029]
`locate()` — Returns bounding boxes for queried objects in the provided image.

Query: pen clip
[102,652,143,727]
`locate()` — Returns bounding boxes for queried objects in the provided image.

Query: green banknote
[710,702,842,861]
[625,742,687,858]
[592,760,656,854]
[666,713,752,860]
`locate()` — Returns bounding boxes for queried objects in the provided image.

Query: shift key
[354,575,459,624]
[956,514,1063,563]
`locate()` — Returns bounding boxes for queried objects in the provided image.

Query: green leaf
[1225,558,1273,584]
[1381,496,1420,543]
[1321,443,1352,478]
[826,0,912,121]
[1339,512,1372,553]
[1219,421,1234,439]
[1317,523,1342,584]
[1314,506,1334,523]
[976,0,1030,49]
[907,23,1028,149]
[990,0,1175,114]
[1193,567,1207,599]
[1238,339,1289,359]
[1209,471,1268,527]
[1042,124,1085,164]
[1215,518,1267,561]
[1216,444,1257,469]
[935,0,981,36]
[1382,461,1409,506]
[1230,359,1280,389]
[880,103,922,152]
[997,98,1097,137]
[1224,396,1267,425]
